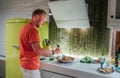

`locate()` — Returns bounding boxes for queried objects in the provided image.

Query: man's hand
[54,47,61,54]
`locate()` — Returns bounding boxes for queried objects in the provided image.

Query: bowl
[56,56,74,63]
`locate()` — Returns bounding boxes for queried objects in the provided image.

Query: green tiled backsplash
[49,0,109,58]
[49,26,109,58]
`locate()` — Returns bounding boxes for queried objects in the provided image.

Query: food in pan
[56,56,74,63]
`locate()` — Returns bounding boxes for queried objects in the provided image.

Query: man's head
[32,9,46,28]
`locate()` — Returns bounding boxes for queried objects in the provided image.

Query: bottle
[115,50,119,67]
[115,47,120,67]
[111,58,115,65]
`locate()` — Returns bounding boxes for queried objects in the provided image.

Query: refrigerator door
[6,18,30,78]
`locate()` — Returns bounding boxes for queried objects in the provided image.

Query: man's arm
[31,41,53,57]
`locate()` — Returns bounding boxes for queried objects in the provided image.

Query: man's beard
[36,23,39,28]
[36,25,39,28]
[36,20,40,28]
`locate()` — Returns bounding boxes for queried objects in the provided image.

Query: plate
[97,68,114,74]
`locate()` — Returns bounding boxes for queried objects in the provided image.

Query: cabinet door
[108,0,120,28]
[41,70,74,78]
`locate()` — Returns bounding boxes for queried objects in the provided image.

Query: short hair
[32,9,46,17]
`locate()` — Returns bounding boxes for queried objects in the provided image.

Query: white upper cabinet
[107,0,120,28]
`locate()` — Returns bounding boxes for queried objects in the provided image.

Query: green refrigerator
[6,18,49,78]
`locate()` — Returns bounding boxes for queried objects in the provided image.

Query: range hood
[48,0,90,28]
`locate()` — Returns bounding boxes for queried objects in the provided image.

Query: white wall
[0,0,49,56]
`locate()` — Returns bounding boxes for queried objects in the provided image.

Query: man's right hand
[54,47,61,54]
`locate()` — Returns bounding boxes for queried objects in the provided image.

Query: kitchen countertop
[40,58,120,78]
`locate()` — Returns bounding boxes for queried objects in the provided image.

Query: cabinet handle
[111,15,114,18]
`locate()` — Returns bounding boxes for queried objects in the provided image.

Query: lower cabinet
[41,70,75,78]
[0,60,5,78]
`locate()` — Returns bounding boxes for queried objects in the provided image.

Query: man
[19,9,60,78]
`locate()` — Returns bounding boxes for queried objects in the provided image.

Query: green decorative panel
[49,0,109,58]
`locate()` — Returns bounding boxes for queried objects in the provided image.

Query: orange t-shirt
[19,22,40,70]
